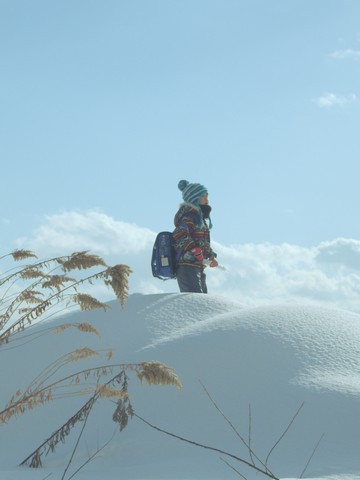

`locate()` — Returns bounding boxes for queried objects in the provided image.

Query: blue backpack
[151,231,177,280]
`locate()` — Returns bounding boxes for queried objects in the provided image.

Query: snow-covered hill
[1,293,360,480]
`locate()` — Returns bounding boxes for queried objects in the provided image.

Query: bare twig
[221,457,248,479]
[20,395,98,468]
[66,430,117,480]
[265,401,305,468]
[134,413,279,479]
[199,381,272,476]
[248,404,256,466]
[61,394,94,480]
[300,432,325,478]
[41,473,53,479]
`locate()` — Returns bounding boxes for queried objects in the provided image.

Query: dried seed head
[136,362,182,389]
[57,251,108,272]
[11,250,38,261]
[73,293,109,312]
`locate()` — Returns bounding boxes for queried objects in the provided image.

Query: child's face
[199,193,209,205]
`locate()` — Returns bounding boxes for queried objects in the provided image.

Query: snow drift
[1,293,360,480]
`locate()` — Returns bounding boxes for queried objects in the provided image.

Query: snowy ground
[1,292,360,480]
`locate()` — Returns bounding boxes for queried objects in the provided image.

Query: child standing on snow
[172,180,218,293]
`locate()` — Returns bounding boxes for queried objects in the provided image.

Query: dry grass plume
[135,362,182,389]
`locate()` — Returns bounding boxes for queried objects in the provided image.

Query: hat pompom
[178,180,189,192]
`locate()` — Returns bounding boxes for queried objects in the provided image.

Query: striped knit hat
[178,179,208,205]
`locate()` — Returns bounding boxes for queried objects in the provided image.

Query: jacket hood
[174,202,203,227]
[178,201,201,212]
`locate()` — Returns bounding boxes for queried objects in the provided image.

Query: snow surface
[1,293,360,480]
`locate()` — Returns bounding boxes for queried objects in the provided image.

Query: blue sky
[2,1,360,309]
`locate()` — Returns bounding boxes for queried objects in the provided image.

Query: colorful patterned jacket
[172,203,217,268]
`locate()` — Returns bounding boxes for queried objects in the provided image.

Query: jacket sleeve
[209,248,217,259]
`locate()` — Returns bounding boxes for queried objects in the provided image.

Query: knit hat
[178,180,208,205]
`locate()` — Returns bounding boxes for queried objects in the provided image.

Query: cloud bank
[18,210,155,256]
[212,239,360,312]
[16,210,360,313]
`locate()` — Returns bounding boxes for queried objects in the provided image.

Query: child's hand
[209,256,218,268]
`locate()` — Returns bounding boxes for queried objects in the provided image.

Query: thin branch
[248,404,256,466]
[20,395,98,467]
[300,433,325,478]
[66,430,117,480]
[265,401,305,468]
[61,395,94,480]
[41,473,53,480]
[199,381,272,476]
[134,413,279,479]
[221,457,248,480]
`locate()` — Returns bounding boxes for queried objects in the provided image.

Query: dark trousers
[176,265,208,293]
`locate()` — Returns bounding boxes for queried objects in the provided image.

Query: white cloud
[15,211,360,313]
[316,92,357,108]
[14,210,158,301]
[316,238,360,270]
[208,239,360,312]
[330,49,360,60]
[17,210,155,256]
